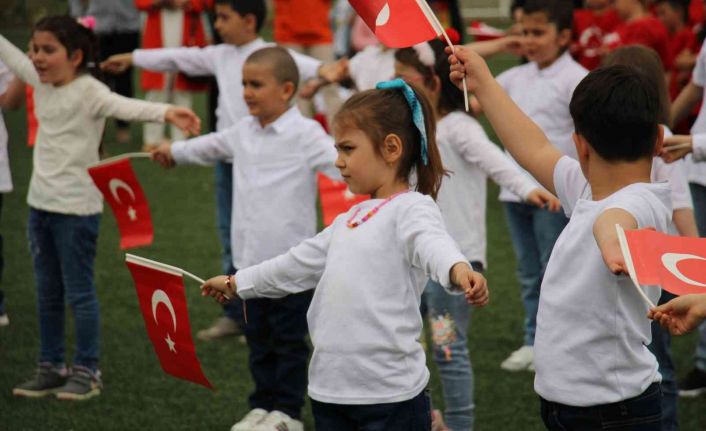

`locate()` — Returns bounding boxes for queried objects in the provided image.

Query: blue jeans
[503,202,568,346]
[690,183,706,373]
[540,383,662,430]
[0,194,5,315]
[648,291,678,431]
[423,261,483,431]
[311,389,431,431]
[215,161,243,324]
[28,209,101,371]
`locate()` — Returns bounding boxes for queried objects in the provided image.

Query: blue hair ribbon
[375,78,428,165]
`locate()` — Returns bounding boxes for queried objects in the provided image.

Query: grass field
[0,29,704,431]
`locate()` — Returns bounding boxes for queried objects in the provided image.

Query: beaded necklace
[346,190,408,228]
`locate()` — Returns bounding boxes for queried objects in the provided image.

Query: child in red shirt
[572,0,621,69]
[656,0,697,99]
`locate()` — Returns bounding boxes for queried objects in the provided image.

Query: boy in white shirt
[449,40,671,430]
[152,47,340,431]
[494,0,588,372]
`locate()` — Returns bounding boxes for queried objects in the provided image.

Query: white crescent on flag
[151,289,178,352]
[376,3,390,26]
[661,253,706,287]
[109,178,136,204]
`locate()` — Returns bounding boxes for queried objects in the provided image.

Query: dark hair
[215,0,267,32]
[333,82,445,199]
[569,65,660,161]
[245,46,299,95]
[602,46,670,125]
[523,0,574,31]
[33,15,101,79]
[655,0,690,23]
[395,39,467,116]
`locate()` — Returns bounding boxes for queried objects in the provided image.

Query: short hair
[245,47,300,93]
[215,0,267,33]
[655,0,690,22]
[569,65,660,161]
[523,0,574,31]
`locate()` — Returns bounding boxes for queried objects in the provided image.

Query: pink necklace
[346,190,408,228]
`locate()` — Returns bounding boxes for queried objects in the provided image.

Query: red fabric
[134,0,212,91]
[25,85,37,147]
[690,0,704,27]
[607,17,674,70]
[318,174,369,226]
[126,259,213,389]
[625,229,706,296]
[571,8,621,70]
[87,158,153,249]
[349,0,439,48]
[668,27,697,100]
[273,0,333,45]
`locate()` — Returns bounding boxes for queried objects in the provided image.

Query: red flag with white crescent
[125,256,213,389]
[623,228,706,296]
[348,0,441,48]
[88,158,153,249]
[318,173,369,226]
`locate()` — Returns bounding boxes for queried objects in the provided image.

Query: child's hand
[445,45,493,93]
[165,107,201,137]
[648,294,706,335]
[100,53,133,74]
[200,275,237,305]
[660,135,693,163]
[150,143,176,169]
[318,58,349,83]
[450,262,489,307]
[526,188,561,212]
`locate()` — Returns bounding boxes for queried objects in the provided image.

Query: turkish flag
[349,0,441,48]
[318,174,369,226]
[126,256,213,389]
[88,158,153,249]
[624,229,706,296]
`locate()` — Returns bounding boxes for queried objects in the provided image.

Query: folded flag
[318,174,369,226]
[125,254,213,389]
[88,156,153,249]
[468,21,506,41]
[349,0,443,48]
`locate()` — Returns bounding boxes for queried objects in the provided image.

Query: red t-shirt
[572,8,621,70]
[605,16,674,70]
[273,0,333,45]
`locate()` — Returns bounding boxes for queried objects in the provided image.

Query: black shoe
[13,363,67,398]
[678,367,706,397]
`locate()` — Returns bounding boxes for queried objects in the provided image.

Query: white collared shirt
[693,134,706,162]
[171,106,341,269]
[133,38,322,132]
[348,45,396,91]
[686,42,706,186]
[496,52,588,202]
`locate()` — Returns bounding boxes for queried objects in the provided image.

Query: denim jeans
[311,389,431,431]
[540,383,662,430]
[503,202,568,346]
[648,291,678,431]
[28,209,101,371]
[422,261,483,431]
[0,194,5,315]
[690,183,706,373]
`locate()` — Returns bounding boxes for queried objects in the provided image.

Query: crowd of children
[3,0,706,430]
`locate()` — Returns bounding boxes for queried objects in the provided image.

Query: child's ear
[382,134,403,164]
[282,81,296,101]
[573,132,589,159]
[558,28,572,49]
[70,49,84,69]
[653,125,665,156]
[244,13,258,33]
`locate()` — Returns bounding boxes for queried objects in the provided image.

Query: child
[0,59,14,327]
[494,0,588,372]
[152,47,340,431]
[102,0,343,340]
[393,39,559,431]
[199,78,489,430]
[1,16,199,401]
[450,43,671,431]
[571,0,621,70]
[655,0,698,103]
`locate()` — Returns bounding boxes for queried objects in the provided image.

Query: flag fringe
[615,224,656,308]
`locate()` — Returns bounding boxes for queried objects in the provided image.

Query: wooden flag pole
[615,224,656,308]
[94,152,151,166]
[663,142,692,152]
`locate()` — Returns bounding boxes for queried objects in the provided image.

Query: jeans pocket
[599,384,662,429]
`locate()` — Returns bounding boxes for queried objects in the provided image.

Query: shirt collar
[238,37,265,53]
[534,51,573,76]
[250,105,302,134]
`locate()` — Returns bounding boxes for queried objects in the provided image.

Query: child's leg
[244,298,277,412]
[269,291,313,419]
[0,194,5,317]
[52,213,101,371]
[28,209,66,367]
[311,399,357,431]
[143,90,167,147]
[322,390,431,431]
[648,291,678,431]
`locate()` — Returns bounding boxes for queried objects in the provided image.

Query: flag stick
[663,142,692,151]
[615,224,656,308]
[94,152,152,166]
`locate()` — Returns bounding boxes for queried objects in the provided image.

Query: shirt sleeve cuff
[234,269,258,300]
[170,141,188,164]
[439,256,470,295]
[693,134,706,162]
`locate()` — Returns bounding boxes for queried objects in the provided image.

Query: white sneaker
[500,345,534,371]
[0,313,8,327]
[231,408,268,431]
[253,410,303,431]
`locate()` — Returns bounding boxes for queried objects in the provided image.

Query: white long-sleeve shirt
[0,35,168,215]
[133,38,322,131]
[436,112,537,265]
[235,191,468,404]
[687,43,706,186]
[693,134,706,162]
[171,106,340,269]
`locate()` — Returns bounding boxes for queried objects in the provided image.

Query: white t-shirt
[348,45,396,91]
[687,42,706,186]
[496,52,588,202]
[653,126,691,211]
[534,157,672,406]
[235,192,468,404]
[0,60,13,193]
[693,134,706,162]
[436,112,536,265]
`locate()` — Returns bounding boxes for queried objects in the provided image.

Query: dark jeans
[0,194,4,315]
[311,389,431,431]
[540,383,662,431]
[28,209,101,370]
[97,32,139,129]
[648,291,678,431]
[245,291,313,419]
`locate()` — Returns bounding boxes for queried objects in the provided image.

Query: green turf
[0,32,704,430]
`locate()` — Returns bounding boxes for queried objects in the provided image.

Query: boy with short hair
[494,0,587,372]
[450,43,671,430]
[153,47,340,431]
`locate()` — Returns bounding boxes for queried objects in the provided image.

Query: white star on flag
[165,333,177,353]
[127,206,137,221]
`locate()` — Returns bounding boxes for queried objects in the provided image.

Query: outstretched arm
[592,208,638,275]
[649,294,706,335]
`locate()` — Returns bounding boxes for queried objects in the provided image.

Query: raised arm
[447,46,562,194]
[0,35,39,87]
[103,46,216,76]
[167,128,235,167]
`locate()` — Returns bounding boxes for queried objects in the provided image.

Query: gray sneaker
[13,363,68,398]
[55,366,103,401]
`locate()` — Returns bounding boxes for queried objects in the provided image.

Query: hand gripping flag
[318,174,369,226]
[88,155,153,249]
[125,254,213,389]
[349,0,441,48]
